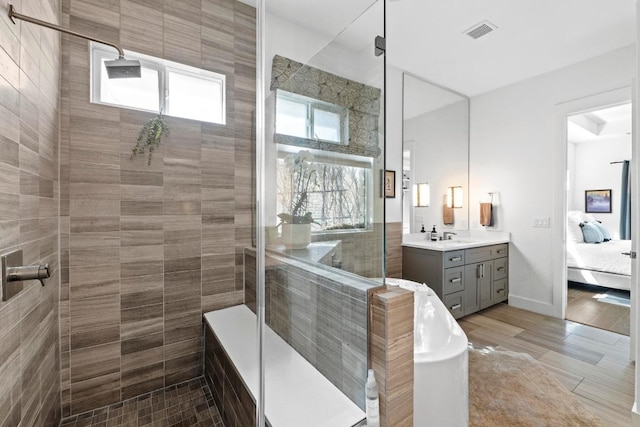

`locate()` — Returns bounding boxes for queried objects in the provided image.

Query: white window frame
[90,42,226,125]
[276,90,348,145]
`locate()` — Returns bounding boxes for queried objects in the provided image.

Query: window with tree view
[277,156,369,232]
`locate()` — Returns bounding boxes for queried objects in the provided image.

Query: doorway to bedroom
[565,101,632,335]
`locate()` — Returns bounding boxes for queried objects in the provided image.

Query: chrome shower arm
[8,4,125,58]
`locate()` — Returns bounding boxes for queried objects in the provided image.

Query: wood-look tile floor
[58,378,223,427]
[566,282,630,336]
[461,303,634,427]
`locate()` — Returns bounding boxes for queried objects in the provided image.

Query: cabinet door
[479,261,494,310]
[463,264,480,315]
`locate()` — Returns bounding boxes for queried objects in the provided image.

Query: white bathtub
[385,278,469,427]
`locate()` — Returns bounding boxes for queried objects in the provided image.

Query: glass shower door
[256,1,386,425]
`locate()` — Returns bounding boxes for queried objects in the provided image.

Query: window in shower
[275,90,348,144]
[276,153,370,232]
[91,42,226,124]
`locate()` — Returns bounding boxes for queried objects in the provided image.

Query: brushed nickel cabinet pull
[450,304,461,311]
[450,256,462,262]
[450,277,461,283]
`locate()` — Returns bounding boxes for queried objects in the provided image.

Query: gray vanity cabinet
[402,243,509,319]
[465,260,493,313]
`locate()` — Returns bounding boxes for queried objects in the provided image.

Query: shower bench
[204,305,366,427]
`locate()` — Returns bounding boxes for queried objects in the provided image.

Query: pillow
[582,213,598,223]
[567,212,584,243]
[591,221,611,241]
[580,222,604,243]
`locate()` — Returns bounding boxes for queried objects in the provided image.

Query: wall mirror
[402,73,470,234]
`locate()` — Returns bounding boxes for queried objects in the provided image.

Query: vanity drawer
[443,267,464,295]
[444,250,465,268]
[466,244,508,263]
[444,291,464,319]
[494,244,509,258]
[494,278,508,303]
[494,257,508,280]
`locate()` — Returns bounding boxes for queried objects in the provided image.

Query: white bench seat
[204,305,366,427]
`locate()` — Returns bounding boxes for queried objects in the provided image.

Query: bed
[566,210,631,291]
[566,239,631,291]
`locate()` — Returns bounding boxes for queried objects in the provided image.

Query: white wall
[470,44,635,315]
[569,136,631,239]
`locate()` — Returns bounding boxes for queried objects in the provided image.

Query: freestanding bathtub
[385,278,469,427]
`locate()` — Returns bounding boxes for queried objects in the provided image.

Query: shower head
[8,4,141,79]
[104,57,142,79]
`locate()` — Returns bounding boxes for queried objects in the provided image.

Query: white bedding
[566,239,631,276]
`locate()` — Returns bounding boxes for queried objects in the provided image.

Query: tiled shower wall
[59,0,255,416]
[245,249,378,409]
[0,0,62,425]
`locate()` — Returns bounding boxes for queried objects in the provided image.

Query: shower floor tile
[59,377,224,427]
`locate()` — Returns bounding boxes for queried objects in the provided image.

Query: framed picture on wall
[384,170,396,198]
[585,189,612,213]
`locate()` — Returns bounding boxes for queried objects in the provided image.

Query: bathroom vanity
[402,234,510,319]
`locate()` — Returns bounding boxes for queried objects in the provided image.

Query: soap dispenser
[430,225,438,241]
[420,224,426,233]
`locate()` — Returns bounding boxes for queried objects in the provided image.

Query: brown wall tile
[369,287,414,427]
[59,0,255,415]
[0,0,62,425]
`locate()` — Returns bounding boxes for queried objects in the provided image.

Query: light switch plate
[533,218,550,228]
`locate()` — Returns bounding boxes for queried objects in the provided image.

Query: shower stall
[0,0,387,425]
[252,0,388,424]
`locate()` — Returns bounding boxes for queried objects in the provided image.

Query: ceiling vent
[464,21,497,40]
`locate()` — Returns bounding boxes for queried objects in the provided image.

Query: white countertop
[402,230,510,251]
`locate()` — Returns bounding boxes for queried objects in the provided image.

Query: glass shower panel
[257,0,386,425]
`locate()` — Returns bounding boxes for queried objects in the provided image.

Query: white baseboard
[508,295,557,318]
[632,402,640,426]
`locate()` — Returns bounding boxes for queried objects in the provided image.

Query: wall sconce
[447,186,463,208]
[413,183,430,207]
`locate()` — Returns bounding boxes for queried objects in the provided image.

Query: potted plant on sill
[277,150,319,249]
[130,112,170,165]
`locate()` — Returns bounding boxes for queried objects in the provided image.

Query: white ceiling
[247,0,637,97]
[388,0,637,96]
[568,103,632,144]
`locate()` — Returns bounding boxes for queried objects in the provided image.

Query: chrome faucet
[443,232,457,240]
[1,249,50,301]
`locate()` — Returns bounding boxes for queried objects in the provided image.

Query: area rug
[469,348,605,427]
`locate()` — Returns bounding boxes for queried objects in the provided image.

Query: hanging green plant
[130,113,170,165]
